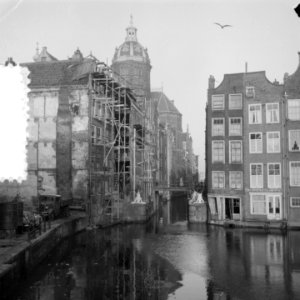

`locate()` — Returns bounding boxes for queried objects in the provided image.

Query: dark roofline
[213,70,283,90]
[223,70,265,76]
[20,58,95,66]
[151,91,181,115]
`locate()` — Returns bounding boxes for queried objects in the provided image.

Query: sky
[0,0,300,172]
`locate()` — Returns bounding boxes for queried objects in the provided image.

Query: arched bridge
[155,185,190,192]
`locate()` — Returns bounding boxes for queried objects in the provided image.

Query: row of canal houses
[206,52,300,228]
[0,19,197,226]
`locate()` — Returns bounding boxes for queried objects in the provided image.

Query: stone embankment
[0,214,87,296]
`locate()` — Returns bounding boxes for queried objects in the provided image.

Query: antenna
[245,62,248,73]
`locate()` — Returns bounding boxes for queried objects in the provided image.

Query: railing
[25,217,52,241]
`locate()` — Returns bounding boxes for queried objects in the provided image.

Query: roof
[112,41,150,64]
[21,59,96,87]
[112,17,150,65]
[151,91,181,115]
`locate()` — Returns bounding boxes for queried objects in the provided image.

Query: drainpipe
[282,91,287,224]
[133,127,136,198]
[87,74,93,226]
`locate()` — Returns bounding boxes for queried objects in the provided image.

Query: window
[289,130,300,151]
[212,95,225,110]
[229,94,242,110]
[212,118,224,136]
[96,127,102,144]
[229,171,243,189]
[91,125,97,145]
[249,133,262,153]
[268,163,281,188]
[212,171,225,188]
[233,199,240,214]
[267,132,280,153]
[229,118,242,136]
[266,103,279,123]
[229,141,242,163]
[288,99,300,120]
[290,162,300,186]
[251,194,266,214]
[92,126,103,145]
[212,141,225,163]
[93,100,103,119]
[250,163,263,188]
[290,197,300,207]
[249,104,262,124]
[246,86,255,98]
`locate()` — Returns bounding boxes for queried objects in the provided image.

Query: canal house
[206,53,300,228]
[283,52,300,227]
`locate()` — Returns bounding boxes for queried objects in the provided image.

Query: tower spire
[36,42,39,55]
[130,14,133,26]
[126,15,137,42]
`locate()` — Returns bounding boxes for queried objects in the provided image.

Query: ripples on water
[7,196,300,300]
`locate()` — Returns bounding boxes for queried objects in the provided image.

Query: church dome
[112,16,150,64]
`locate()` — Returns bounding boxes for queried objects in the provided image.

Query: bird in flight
[214,23,232,29]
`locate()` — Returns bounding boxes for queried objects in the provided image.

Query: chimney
[4,57,16,66]
[283,72,289,84]
[208,75,215,89]
[71,48,83,61]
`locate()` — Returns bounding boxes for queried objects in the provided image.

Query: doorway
[225,198,240,220]
[267,195,281,220]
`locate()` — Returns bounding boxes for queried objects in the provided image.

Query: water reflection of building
[206,228,300,300]
[65,225,183,300]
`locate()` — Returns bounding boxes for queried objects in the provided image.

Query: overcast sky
[0,0,299,172]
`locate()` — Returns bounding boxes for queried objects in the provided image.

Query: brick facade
[206,53,300,227]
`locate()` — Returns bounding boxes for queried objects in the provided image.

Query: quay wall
[0,216,87,296]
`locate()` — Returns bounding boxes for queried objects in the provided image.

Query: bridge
[155,185,190,192]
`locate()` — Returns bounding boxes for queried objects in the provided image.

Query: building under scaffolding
[89,63,156,225]
[0,47,159,226]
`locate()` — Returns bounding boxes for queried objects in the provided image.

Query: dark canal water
[8,194,300,300]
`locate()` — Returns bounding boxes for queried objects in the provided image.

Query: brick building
[206,53,300,227]
[206,66,290,226]
[283,52,300,227]
[0,47,149,225]
[151,90,186,187]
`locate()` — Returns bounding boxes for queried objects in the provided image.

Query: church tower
[112,16,151,103]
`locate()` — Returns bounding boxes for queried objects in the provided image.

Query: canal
[8,194,300,300]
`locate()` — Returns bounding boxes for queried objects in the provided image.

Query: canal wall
[208,219,291,230]
[189,203,207,223]
[0,215,87,295]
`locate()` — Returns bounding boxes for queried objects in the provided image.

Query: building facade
[206,67,291,226]
[206,53,300,227]
[284,52,300,226]
[151,90,186,188]
[0,47,151,225]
